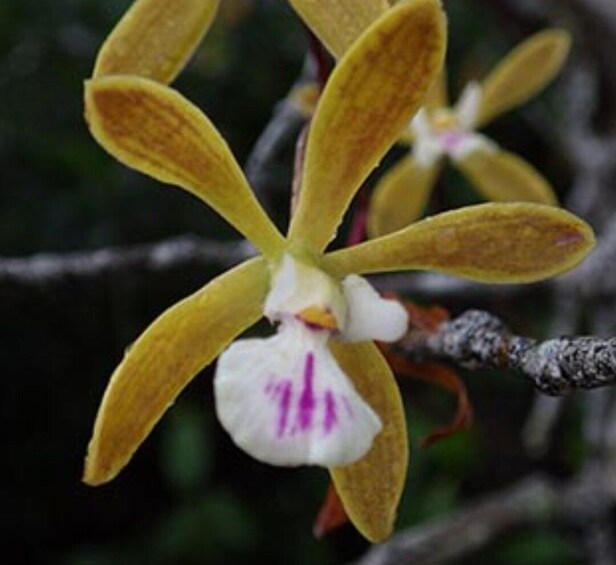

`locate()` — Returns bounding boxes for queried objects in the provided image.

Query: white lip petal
[214,319,382,467]
[341,275,408,343]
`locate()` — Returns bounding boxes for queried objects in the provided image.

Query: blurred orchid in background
[288,4,570,238]
[368,30,570,236]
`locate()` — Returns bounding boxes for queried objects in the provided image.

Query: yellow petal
[367,156,440,238]
[288,0,389,59]
[456,146,558,205]
[424,67,448,112]
[325,203,595,283]
[288,0,447,252]
[329,341,408,542]
[84,258,269,486]
[85,76,284,257]
[476,30,571,126]
[93,0,220,83]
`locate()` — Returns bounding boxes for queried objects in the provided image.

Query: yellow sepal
[476,29,571,127]
[367,156,440,238]
[288,0,447,253]
[325,202,595,283]
[83,257,269,486]
[84,76,284,257]
[329,341,408,542]
[456,146,558,205]
[424,68,449,112]
[93,0,220,83]
[288,0,389,59]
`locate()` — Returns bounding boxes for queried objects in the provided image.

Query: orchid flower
[83,0,594,542]
[368,29,571,236]
[288,4,571,237]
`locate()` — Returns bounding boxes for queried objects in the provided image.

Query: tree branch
[403,309,616,395]
[353,476,559,565]
[244,55,313,213]
[353,461,614,565]
[0,236,254,287]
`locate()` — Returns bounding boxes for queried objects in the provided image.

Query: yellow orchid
[368,29,571,237]
[83,0,595,543]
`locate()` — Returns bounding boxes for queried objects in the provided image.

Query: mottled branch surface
[403,309,616,395]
